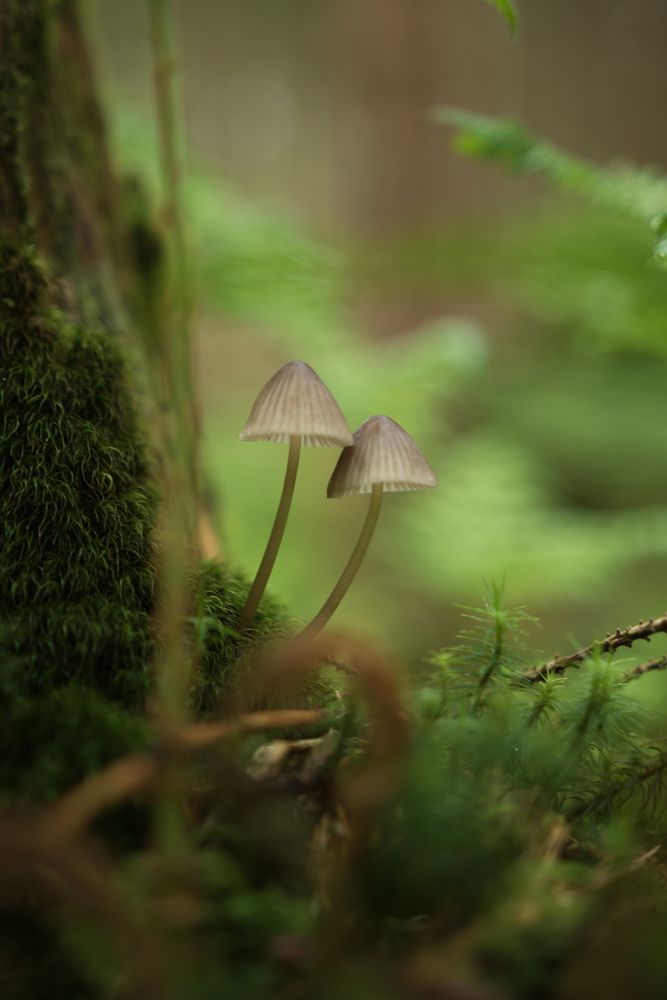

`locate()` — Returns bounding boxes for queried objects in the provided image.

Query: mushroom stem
[299,483,384,641]
[240,434,301,629]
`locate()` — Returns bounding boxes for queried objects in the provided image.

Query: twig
[566,751,667,823]
[43,709,325,842]
[520,614,667,683]
[624,656,667,683]
[148,0,197,712]
[147,0,197,858]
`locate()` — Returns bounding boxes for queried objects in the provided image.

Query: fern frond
[483,0,518,36]
[434,108,667,261]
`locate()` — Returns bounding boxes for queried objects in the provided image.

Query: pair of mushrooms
[238,361,437,638]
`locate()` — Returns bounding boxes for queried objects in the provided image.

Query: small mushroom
[239,361,352,629]
[299,415,437,640]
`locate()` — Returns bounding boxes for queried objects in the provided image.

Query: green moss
[0,684,146,804]
[0,3,34,237]
[192,561,293,715]
[0,306,157,707]
[0,241,50,325]
[192,561,335,722]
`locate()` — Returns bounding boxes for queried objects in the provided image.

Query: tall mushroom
[238,361,352,629]
[299,415,437,640]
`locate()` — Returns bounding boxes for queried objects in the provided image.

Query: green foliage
[0,298,157,706]
[0,684,146,805]
[436,108,667,263]
[483,0,518,36]
[106,110,667,652]
[115,588,665,999]
[5,12,667,995]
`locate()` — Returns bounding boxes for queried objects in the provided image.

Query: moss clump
[0,683,147,805]
[0,303,157,708]
[192,561,336,723]
[192,561,294,715]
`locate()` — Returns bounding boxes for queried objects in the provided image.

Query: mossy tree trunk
[0,1,160,723]
[0,1,293,808]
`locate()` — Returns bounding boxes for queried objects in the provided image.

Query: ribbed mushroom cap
[240,361,353,447]
[327,415,437,498]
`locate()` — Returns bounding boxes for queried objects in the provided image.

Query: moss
[0,3,34,237]
[192,561,293,715]
[0,684,146,805]
[0,307,157,707]
[0,241,50,326]
[192,561,335,723]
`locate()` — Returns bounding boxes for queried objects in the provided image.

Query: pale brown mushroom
[239,361,352,629]
[299,415,437,640]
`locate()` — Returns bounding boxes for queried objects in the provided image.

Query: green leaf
[433,107,667,258]
[484,0,518,36]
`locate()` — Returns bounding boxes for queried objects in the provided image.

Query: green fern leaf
[484,0,518,36]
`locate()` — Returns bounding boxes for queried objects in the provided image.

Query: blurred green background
[95,0,667,663]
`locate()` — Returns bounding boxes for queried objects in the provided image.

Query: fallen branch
[521,614,667,683]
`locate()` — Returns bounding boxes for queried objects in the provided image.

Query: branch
[42,709,325,842]
[566,751,667,823]
[623,655,667,683]
[520,614,667,683]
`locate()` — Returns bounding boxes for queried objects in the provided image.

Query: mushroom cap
[327,415,438,498]
[240,361,353,447]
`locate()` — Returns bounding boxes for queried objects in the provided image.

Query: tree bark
[0,0,158,708]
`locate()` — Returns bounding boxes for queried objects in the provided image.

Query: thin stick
[149,0,197,719]
[521,613,667,683]
[299,484,383,641]
[148,0,196,862]
[623,655,667,683]
[240,435,301,629]
[42,709,325,842]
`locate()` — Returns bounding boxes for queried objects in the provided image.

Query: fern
[434,108,667,262]
[483,0,518,36]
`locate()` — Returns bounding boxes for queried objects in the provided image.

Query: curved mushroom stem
[240,434,301,629]
[299,483,384,641]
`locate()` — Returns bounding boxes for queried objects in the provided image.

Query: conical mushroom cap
[240,361,353,447]
[327,415,437,498]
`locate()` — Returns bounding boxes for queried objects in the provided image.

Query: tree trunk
[0,0,297,804]
[0,0,158,713]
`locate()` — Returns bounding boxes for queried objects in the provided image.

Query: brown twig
[42,709,326,842]
[623,656,667,683]
[520,614,667,683]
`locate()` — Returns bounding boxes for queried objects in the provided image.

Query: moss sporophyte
[238,361,352,630]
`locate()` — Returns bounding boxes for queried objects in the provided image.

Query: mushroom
[299,415,437,640]
[238,361,352,629]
